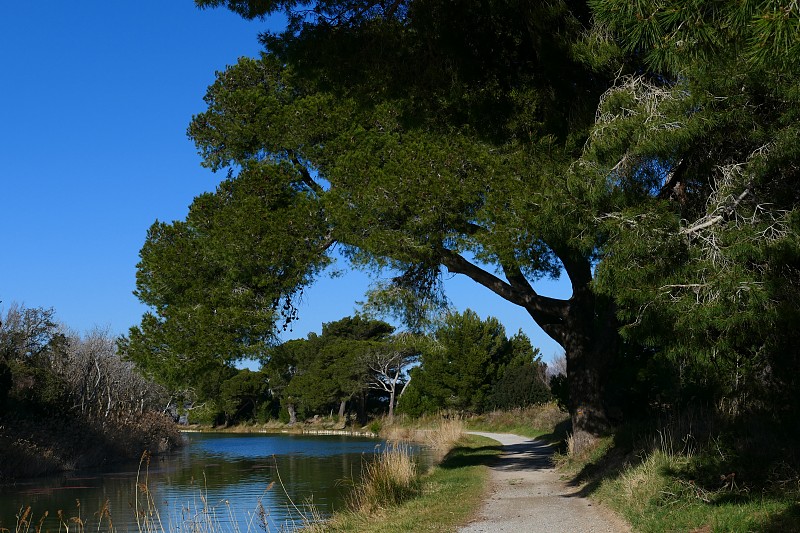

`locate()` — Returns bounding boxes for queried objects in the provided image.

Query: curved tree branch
[438,248,568,326]
[287,150,325,196]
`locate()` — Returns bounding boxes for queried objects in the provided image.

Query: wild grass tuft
[423,418,464,453]
[347,444,420,514]
[380,415,465,461]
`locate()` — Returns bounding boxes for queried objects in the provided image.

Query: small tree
[489,331,550,410]
[400,310,514,414]
[364,333,420,420]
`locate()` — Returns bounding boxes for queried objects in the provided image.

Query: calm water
[0,432,424,532]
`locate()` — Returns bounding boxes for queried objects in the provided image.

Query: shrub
[489,363,551,409]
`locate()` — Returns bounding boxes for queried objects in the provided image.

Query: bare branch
[682,187,751,236]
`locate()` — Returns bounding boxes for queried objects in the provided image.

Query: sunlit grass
[464,402,569,441]
[314,434,499,532]
[346,444,420,515]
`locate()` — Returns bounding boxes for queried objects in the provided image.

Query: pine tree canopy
[126,0,800,437]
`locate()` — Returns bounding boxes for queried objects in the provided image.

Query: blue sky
[1,1,568,363]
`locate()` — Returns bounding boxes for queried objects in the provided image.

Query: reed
[422,418,465,453]
[347,444,420,514]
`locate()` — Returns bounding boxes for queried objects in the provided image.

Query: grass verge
[555,414,800,533]
[313,433,501,532]
[464,403,570,441]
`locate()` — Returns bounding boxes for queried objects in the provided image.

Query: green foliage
[398,310,519,415]
[219,369,270,424]
[586,0,800,420]
[590,0,800,75]
[548,374,570,412]
[188,400,225,426]
[264,316,395,420]
[126,161,332,394]
[0,304,68,415]
[486,330,551,410]
[489,363,551,410]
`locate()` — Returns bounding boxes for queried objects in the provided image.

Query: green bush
[188,400,224,426]
[549,373,569,411]
[489,363,551,410]
[395,384,438,417]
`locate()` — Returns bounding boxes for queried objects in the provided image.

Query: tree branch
[682,187,751,236]
[439,248,568,325]
[657,158,687,201]
[287,150,324,195]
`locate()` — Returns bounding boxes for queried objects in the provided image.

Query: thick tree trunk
[561,287,617,448]
[287,402,297,425]
[441,246,618,452]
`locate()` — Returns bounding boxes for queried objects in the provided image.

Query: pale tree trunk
[338,399,347,420]
[287,402,297,425]
[388,386,396,420]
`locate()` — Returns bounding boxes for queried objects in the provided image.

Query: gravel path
[458,432,631,533]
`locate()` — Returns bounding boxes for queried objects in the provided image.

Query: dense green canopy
[127,0,800,439]
[400,310,547,415]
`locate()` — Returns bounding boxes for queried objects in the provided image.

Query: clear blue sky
[1,1,568,363]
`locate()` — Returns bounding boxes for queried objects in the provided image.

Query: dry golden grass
[422,418,465,452]
[347,444,420,514]
[465,402,569,440]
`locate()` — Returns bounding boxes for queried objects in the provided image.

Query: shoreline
[178,424,378,438]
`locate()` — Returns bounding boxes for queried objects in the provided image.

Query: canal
[0,432,426,531]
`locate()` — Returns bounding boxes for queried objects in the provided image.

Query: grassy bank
[555,415,800,533]
[463,402,569,441]
[312,433,500,532]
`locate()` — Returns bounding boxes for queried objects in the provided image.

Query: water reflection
[0,432,426,532]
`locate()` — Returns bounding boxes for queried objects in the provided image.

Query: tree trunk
[388,386,396,421]
[560,287,616,449]
[287,402,297,425]
[357,392,367,426]
[441,246,618,452]
[338,398,347,420]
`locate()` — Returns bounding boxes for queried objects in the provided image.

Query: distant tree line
[127,310,552,428]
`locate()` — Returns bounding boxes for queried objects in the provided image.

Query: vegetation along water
[0,432,432,532]
[4,1,800,531]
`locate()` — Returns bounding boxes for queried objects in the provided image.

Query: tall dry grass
[466,402,568,439]
[381,416,465,464]
[347,444,420,514]
[423,418,465,452]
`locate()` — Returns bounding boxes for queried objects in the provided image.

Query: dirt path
[459,432,631,533]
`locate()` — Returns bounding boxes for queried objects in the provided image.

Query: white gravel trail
[458,432,631,533]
